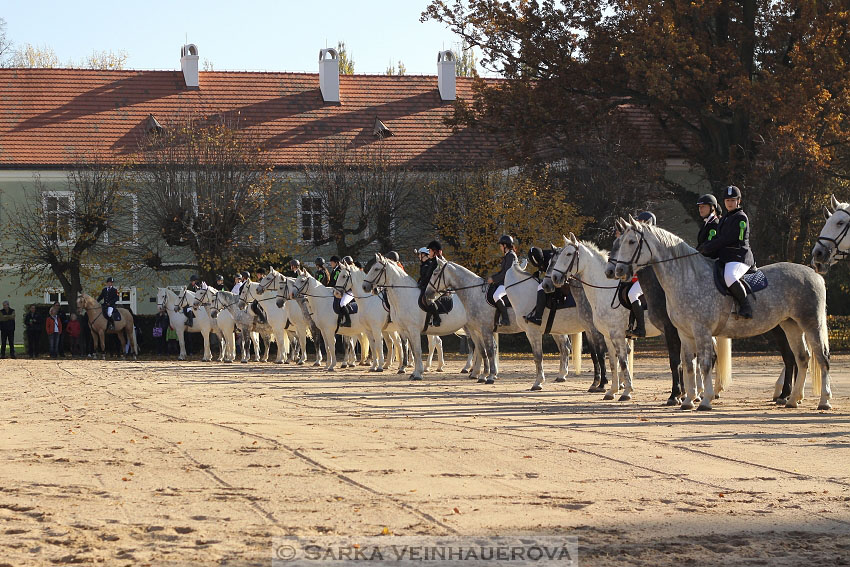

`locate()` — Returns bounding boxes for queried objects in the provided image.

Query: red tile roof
[0,69,505,169]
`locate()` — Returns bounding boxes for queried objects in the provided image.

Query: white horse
[812,194,850,274]
[286,269,372,371]
[191,286,237,362]
[239,277,292,364]
[156,287,213,361]
[542,237,664,401]
[504,259,587,390]
[362,255,478,380]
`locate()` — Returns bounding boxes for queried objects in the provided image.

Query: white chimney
[181,44,199,89]
[437,50,456,101]
[319,48,340,103]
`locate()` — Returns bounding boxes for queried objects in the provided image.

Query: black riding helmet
[723,185,742,200]
[290,259,301,269]
[215,274,224,282]
[315,257,325,266]
[427,240,442,251]
[696,194,718,208]
[189,274,199,282]
[529,246,545,268]
[385,251,399,262]
[329,255,341,264]
[498,234,514,248]
[105,276,114,283]
[240,271,250,280]
[635,211,656,225]
[342,256,353,265]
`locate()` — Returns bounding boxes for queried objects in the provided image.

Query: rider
[251,268,268,324]
[335,257,356,328]
[524,246,558,326]
[289,258,301,276]
[328,256,342,287]
[417,241,443,326]
[215,274,225,289]
[96,276,120,330]
[238,271,251,295]
[697,185,755,319]
[386,251,403,270]
[488,235,518,327]
[697,194,721,247]
[625,211,656,338]
[314,257,331,285]
[231,273,243,295]
[184,274,204,327]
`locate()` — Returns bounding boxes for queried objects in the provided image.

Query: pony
[76,293,138,360]
[612,220,830,410]
[156,287,213,361]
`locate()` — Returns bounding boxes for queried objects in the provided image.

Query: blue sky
[2,0,485,75]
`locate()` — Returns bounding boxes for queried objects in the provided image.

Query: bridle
[817,208,850,263]
[363,262,388,291]
[289,275,310,299]
[615,229,651,269]
[256,272,281,294]
[548,243,580,284]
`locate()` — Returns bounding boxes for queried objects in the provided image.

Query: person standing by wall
[45,306,63,358]
[0,300,15,358]
[154,306,170,355]
[24,305,40,358]
[65,313,81,356]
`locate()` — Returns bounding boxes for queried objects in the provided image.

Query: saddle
[485,282,512,308]
[333,298,358,315]
[102,305,121,321]
[546,284,577,311]
[712,262,768,296]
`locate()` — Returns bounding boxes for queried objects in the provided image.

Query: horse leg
[586,336,601,391]
[425,336,435,372]
[664,322,683,406]
[406,329,424,380]
[769,326,796,404]
[679,338,699,410]
[201,330,212,362]
[323,329,337,371]
[483,332,498,384]
[554,334,570,382]
[697,337,719,410]
[529,329,546,391]
[603,336,624,400]
[177,328,187,361]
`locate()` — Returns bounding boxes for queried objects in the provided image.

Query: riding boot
[496,299,510,327]
[524,289,546,326]
[253,300,267,324]
[185,310,194,328]
[627,300,645,338]
[340,306,352,327]
[728,280,753,319]
[107,317,115,331]
[431,307,441,327]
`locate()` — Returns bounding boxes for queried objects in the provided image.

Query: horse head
[256,267,279,294]
[545,233,580,289]
[362,254,388,294]
[605,233,623,280]
[812,194,850,274]
[289,269,311,299]
[613,217,651,280]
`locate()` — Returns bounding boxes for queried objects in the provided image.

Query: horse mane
[579,240,610,260]
[448,261,484,280]
[642,224,711,273]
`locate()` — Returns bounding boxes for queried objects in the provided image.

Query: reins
[817,208,850,261]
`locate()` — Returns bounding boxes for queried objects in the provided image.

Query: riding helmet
[636,211,656,225]
[329,255,341,263]
[427,240,442,251]
[418,246,430,255]
[315,257,325,266]
[290,259,301,269]
[216,274,224,282]
[234,273,242,280]
[105,276,114,283]
[724,185,742,199]
[529,246,545,268]
[385,251,399,262]
[696,194,718,208]
[189,274,199,282]
[498,234,515,248]
[342,256,353,265]
[240,271,250,280]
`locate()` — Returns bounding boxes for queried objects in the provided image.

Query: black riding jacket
[698,208,754,265]
[491,250,518,286]
[328,266,341,287]
[418,258,437,291]
[97,286,119,307]
[697,214,720,247]
[315,267,330,285]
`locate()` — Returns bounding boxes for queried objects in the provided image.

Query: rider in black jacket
[417,242,443,326]
[696,194,721,247]
[524,246,556,326]
[698,185,755,318]
[488,235,518,327]
[96,277,120,330]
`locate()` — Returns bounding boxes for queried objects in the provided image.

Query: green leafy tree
[337,41,354,74]
[11,43,59,68]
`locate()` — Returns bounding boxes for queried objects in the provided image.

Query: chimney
[319,48,340,103]
[180,44,199,89]
[437,50,456,101]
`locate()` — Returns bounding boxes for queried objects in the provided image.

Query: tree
[454,41,475,77]
[385,60,406,76]
[83,49,128,70]
[426,167,590,275]
[11,43,59,68]
[202,58,214,71]
[133,114,283,282]
[1,160,132,307]
[423,1,850,262]
[0,18,12,66]
[337,41,354,74]
[302,141,418,257]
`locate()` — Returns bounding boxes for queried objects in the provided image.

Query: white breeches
[627,281,643,304]
[724,262,751,287]
[107,307,114,317]
[340,290,354,307]
[493,284,507,303]
[537,281,545,291]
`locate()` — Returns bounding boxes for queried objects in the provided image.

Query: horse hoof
[436,368,444,373]
[665,397,678,406]
[554,377,566,383]
[530,385,543,391]
[477,378,486,384]
[785,400,799,409]
[298,361,305,366]
[241,360,248,364]
[485,378,495,385]
[603,393,615,401]
[411,375,422,381]
[326,367,335,372]
[681,400,695,410]
[693,396,702,404]
[397,368,406,375]
[460,369,469,374]
[818,402,832,411]
[618,394,632,402]
[224,359,232,363]
[714,393,720,399]
[775,397,787,405]
[312,362,321,367]
[697,403,713,411]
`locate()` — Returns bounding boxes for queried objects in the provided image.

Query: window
[300,195,324,243]
[43,191,74,244]
[43,287,136,311]
[45,289,69,305]
[103,193,139,244]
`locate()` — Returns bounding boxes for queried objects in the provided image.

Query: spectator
[166,325,179,355]
[154,306,169,355]
[0,300,15,358]
[52,301,68,356]
[45,306,63,358]
[24,305,40,358]
[66,313,82,356]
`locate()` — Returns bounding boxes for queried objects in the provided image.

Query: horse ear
[568,232,578,245]
[374,253,381,263]
[549,242,556,251]
[562,235,570,248]
[831,194,841,210]
[627,214,640,230]
[615,218,625,232]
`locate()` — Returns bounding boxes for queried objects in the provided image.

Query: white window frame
[298,193,327,244]
[102,193,139,244]
[42,190,75,245]
[44,286,136,312]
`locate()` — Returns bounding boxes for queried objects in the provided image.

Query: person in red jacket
[65,313,82,356]
[45,306,63,358]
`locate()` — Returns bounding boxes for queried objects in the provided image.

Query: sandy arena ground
[2,352,850,566]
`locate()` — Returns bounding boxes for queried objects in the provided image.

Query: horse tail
[714,336,732,394]
[570,333,582,374]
